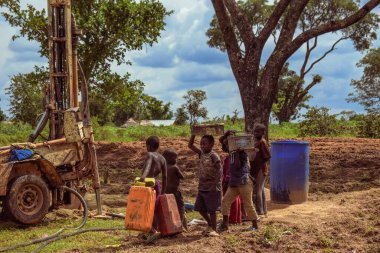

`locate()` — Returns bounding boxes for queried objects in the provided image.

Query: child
[219,130,242,224]
[163,148,187,230]
[218,132,259,232]
[140,136,167,239]
[188,134,222,237]
[250,123,271,216]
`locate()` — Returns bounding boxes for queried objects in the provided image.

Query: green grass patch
[0,218,129,253]
[0,119,360,147]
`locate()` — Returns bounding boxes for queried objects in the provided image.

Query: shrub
[299,107,339,137]
[356,113,380,138]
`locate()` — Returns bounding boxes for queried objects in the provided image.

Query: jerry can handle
[134,177,156,187]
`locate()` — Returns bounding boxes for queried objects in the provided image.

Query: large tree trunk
[239,78,275,138]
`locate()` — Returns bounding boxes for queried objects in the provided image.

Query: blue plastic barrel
[270,140,309,204]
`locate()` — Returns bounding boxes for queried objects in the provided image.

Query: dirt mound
[95,137,380,196]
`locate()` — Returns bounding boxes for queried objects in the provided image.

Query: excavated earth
[90,137,380,253]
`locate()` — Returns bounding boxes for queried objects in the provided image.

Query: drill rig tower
[0,0,102,224]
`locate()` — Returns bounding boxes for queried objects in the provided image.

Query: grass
[0,119,360,147]
[0,218,129,253]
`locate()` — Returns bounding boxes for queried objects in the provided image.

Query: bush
[356,113,380,138]
[299,107,339,137]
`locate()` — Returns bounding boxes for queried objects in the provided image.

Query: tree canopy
[208,0,379,132]
[348,47,380,113]
[5,66,49,126]
[181,90,208,125]
[0,0,173,125]
[0,0,171,80]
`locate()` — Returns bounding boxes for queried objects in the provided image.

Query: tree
[138,95,173,120]
[174,107,189,125]
[90,72,173,126]
[90,71,145,126]
[208,0,379,133]
[0,0,171,82]
[0,107,5,122]
[347,47,380,113]
[181,90,208,125]
[299,106,338,137]
[1,0,172,125]
[272,63,322,123]
[231,109,239,124]
[5,66,49,126]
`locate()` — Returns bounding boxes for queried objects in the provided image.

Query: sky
[0,1,379,120]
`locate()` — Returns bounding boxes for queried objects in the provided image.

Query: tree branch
[304,37,348,75]
[299,37,317,78]
[275,0,309,49]
[223,0,255,47]
[211,0,242,73]
[287,0,380,58]
[258,0,292,47]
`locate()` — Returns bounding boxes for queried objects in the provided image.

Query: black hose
[32,228,125,253]
[0,186,89,253]
[60,186,88,230]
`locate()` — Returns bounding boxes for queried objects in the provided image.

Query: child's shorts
[194,190,222,214]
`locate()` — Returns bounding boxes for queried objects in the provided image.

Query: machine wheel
[4,175,50,225]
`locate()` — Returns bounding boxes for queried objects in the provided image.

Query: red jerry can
[157,194,183,235]
[125,186,156,232]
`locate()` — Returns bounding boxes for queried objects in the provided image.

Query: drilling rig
[0,0,102,224]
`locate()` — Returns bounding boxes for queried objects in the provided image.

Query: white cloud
[1,0,379,119]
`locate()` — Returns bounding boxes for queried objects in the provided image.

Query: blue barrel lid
[271,140,309,145]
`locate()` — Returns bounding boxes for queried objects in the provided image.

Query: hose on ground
[32,228,125,253]
[0,186,90,253]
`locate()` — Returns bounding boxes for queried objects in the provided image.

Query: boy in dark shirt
[140,136,167,237]
[250,124,271,215]
[188,134,222,237]
[163,148,187,230]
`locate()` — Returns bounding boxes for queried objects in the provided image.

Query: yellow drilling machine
[0,0,102,225]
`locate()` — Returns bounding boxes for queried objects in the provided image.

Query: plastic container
[270,140,309,204]
[157,194,183,235]
[191,124,224,136]
[125,186,156,232]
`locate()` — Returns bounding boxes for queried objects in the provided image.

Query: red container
[125,186,156,232]
[157,194,183,235]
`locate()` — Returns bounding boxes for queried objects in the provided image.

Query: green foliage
[269,122,300,139]
[299,107,339,137]
[0,0,171,80]
[91,72,172,126]
[0,103,5,122]
[0,122,34,146]
[356,112,380,138]
[206,0,378,130]
[174,107,189,125]
[138,95,173,120]
[348,47,380,113]
[181,90,208,125]
[5,66,48,126]
[272,63,320,123]
[0,118,369,146]
[0,0,172,126]
[231,109,239,124]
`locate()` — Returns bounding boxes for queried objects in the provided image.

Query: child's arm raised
[188,135,201,155]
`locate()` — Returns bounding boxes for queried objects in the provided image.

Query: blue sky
[0,1,379,120]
